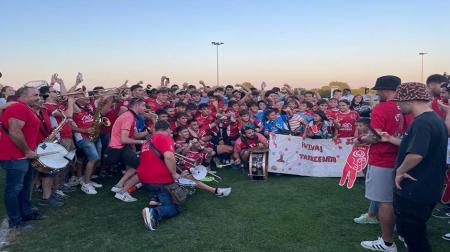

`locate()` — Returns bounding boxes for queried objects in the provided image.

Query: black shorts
[103,146,140,169]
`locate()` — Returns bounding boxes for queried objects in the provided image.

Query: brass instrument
[88,100,105,142]
[31,110,69,173]
[175,153,197,166]
[45,110,68,142]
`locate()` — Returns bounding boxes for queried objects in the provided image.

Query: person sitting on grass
[233,126,269,167]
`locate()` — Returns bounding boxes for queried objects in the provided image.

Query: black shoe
[9,221,32,230]
[23,211,48,221]
[38,196,64,207]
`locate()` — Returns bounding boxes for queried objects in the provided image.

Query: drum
[177,178,196,196]
[31,142,69,174]
[248,149,269,180]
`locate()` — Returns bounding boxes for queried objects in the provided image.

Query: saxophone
[88,101,103,142]
[45,110,67,142]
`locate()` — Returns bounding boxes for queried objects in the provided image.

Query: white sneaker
[89,181,103,188]
[67,176,80,187]
[55,190,69,199]
[215,187,232,198]
[81,183,97,195]
[361,237,397,252]
[111,185,122,193]
[115,191,137,202]
[354,213,379,224]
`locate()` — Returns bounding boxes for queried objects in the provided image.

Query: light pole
[419,52,427,82]
[211,42,224,86]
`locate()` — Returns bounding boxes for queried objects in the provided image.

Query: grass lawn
[1,168,449,252]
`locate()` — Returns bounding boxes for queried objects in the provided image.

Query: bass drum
[32,142,69,174]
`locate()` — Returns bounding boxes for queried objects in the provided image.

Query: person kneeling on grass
[138,121,230,231]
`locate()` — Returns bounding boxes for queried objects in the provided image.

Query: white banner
[268,134,357,177]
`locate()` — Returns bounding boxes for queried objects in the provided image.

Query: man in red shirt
[138,120,180,231]
[233,126,269,166]
[360,75,403,251]
[106,98,149,202]
[0,86,45,229]
[426,74,448,118]
[72,93,103,195]
[146,88,171,112]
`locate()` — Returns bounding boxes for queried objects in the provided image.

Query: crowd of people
[0,72,449,251]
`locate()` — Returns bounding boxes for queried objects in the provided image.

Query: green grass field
[1,169,449,252]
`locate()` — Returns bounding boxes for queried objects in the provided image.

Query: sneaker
[23,211,48,221]
[398,236,407,248]
[111,185,122,193]
[91,174,99,179]
[432,211,450,219]
[67,176,80,187]
[142,207,159,231]
[215,187,232,198]
[114,191,137,202]
[354,213,379,224]
[38,196,64,207]
[89,181,103,188]
[52,192,66,202]
[9,221,32,230]
[55,190,70,199]
[81,183,97,195]
[361,237,397,252]
[61,184,76,193]
[443,233,450,241]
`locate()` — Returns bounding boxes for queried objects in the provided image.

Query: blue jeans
[76,138,102,161]
[1,160,35,226]
[141,183,180,220]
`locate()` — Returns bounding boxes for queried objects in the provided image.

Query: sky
[1,0,449,89]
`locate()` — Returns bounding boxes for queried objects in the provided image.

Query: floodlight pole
[211,42,224,86]
[419,52,427,82]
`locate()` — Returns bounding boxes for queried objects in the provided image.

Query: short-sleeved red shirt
[0,101,40,160]
[44,102,73,139]
[136,133,175,184]
[145,98,170,112]
[431,97,446,118]
[36,108,52,143]
[335,110,359,138]
[369,101,405,168]
[109,111,136,149]
[234,133,268,153]
[73,103,95,139]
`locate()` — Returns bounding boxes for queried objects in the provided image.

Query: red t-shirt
[136,133,175,184]
[325,108,338,121]
[44,102,73,139]
[369,101,405,168]
[234,133,268,153]
[73,103,95,139]
[195,114,214,131]
[145,98,170,112]
[0,101,40,160]
[431,97,446,118]
[109,111,136,149]
[181,150,206,170]
[102,106,119,134]
[36,108,52,143]
[335,110,359,138]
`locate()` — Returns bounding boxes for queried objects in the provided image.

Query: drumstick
[208,172,222,180]
[19,151,60,160]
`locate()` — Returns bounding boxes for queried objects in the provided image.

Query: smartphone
[77,72,83,82]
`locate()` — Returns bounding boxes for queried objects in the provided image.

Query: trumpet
[175,153,197,166]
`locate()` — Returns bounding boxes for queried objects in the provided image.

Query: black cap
[372,75,401,91]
